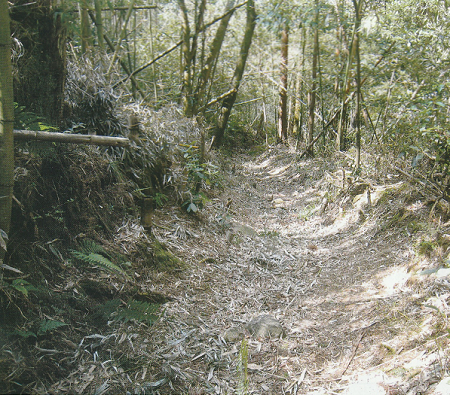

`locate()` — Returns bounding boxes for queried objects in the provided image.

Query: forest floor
[81,144,450,395]
[20,144,450,394]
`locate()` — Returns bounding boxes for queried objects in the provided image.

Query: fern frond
[113,300,160,325]
[37,319,67,336]
[79,239,107,255]
[72,250,126,276]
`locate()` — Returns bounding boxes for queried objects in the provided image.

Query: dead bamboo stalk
[14,130,130,147]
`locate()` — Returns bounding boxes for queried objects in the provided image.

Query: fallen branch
[393,165,441,196]
[14,130,130,147]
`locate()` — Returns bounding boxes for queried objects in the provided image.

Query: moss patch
[151,238,187,272]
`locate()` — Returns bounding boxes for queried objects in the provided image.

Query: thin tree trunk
[14,130,129,146]
[213,0,257,147]
[114,3,247,90]
[80,0,91,53]
[194,0,236,114]
[353,0,362,169]
[107,0,137,75]
[191,0,207,88]
[178,0,193,115]
[94,0,104,50]
[278,22,289,143]
[88,11,145,97]
[337,15,357,151]
[0,0,14,261]
[294,25,307,149]
[307,1,319,157]
[148,7,158,103]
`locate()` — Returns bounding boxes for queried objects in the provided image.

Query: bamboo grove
[2,0,450,232]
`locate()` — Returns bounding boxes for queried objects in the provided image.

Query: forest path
[147,146,442,395]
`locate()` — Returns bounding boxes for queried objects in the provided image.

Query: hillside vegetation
[2,0,450,394]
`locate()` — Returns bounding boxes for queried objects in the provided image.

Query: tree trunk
[353,0,362,169]
[88,11,145,98]
[213,0,256,147]
[294,25,307,148]
[107,0,137,76]
[278,22,289,143]
[337,9,357,151]
[80,0,91,53]
[178,0,194,116]
[11,0,67,127]
[94,0,105,50]
[194,0,236,114]
[307,1,319,157]
[0,0,14,261]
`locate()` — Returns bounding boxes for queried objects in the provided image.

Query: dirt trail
[122,146,447,394]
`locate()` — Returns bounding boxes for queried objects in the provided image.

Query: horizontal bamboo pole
[14,130,130,147]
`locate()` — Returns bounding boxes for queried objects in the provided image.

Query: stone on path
[246,315,284,339]
[223,327,245,343]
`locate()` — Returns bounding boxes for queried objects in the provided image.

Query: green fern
[94,299,160,325]
[37,319,67,336]
[79,239,108,256]
[72,250,127,276]
[71,239,130,277]
[113,300,160,325]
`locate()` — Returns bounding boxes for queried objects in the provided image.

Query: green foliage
[258,230,280,238]
[182,144,219,188]
[151,238,186,272]
[72,251,126,276]
[71,239,129,277]
[183,192,210,213]
[181,144,218,213]
[7,319,67,340]
[14,102,58,132]
[153,193,169,207]
[417,239,437,257]
[298,203,317,221]
[114,300,160,325]
[222,119,259,150]
[14,103,43,131]
[93,298,160,326]
[10,279,37,297]
[14,102,59,158]
[37,319,67,336]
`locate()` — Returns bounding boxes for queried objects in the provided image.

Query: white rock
[434,377,450,395]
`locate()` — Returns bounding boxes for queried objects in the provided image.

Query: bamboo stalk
[14,130,130,147]
[113,1,247,89]
[107,0,137,76]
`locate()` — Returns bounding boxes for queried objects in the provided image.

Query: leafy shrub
[180,144,218,213]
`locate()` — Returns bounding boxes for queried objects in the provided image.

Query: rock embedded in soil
[223,327,245,342]
[246,315,284,339]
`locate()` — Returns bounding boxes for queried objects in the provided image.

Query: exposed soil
[4,145,450,395]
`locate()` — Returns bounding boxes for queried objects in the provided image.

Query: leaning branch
[88,10,145,98]
[72,5,158,12]
[113,1,247,88]
[199,88,237,111]
[14,130,130,147]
